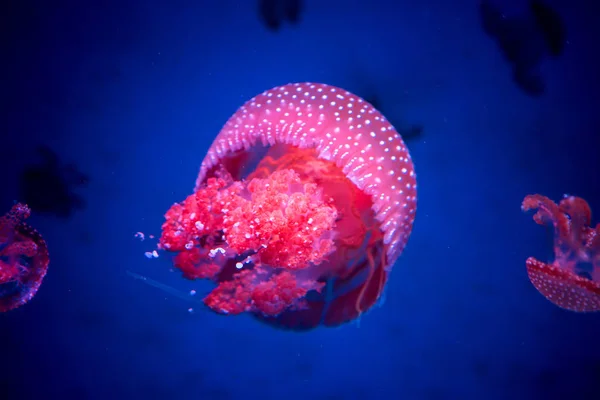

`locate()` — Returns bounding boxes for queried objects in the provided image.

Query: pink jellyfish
[159,83,417,329]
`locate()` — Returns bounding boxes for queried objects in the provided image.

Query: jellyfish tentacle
[126,270,204,305]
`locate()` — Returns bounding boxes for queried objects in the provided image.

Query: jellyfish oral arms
[0,203,49,312]
[522,194,600,312]
[159,83,417,329]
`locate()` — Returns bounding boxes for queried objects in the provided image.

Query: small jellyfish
[522,194,600,312]
[0,203,49,312]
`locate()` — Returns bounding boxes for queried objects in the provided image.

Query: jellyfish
[0,203,49,312]
[522,194,600,312]
[157,83,417,329]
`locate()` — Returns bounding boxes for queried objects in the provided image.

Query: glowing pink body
[160,83,417,328]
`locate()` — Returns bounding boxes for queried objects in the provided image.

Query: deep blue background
[1,0,599,399]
